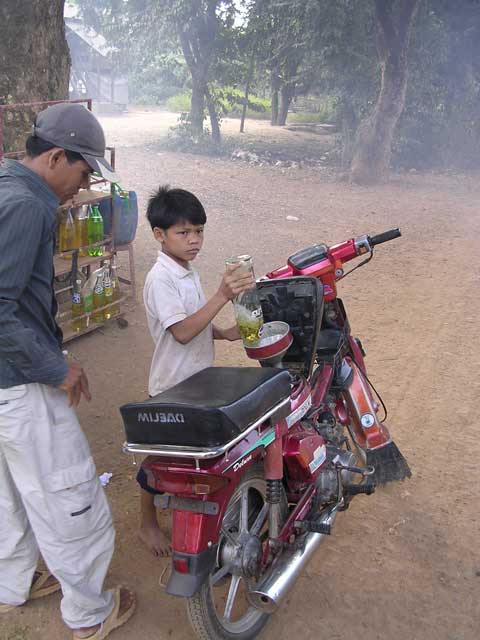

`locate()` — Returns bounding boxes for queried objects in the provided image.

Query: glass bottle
[75,205,90,256]
[110,258,121,317]
[87,204,104,257]
[72,207,81,251]
[225,255,264,346]
[92,269,105,323]
[103,266,113,320]
[59,208,75,255]
[71,279,86,332]
[83,284,93,328]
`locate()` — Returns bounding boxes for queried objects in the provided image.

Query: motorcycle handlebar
[369,228,401,247]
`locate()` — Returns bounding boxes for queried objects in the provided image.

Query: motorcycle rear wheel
[187,465,283,640]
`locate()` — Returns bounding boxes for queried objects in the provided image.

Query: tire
[186,464,284,640]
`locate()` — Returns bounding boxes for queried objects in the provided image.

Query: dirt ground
[2,111,480,640]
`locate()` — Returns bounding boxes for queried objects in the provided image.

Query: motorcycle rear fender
[167,545,217,597]
[165,447,264,596]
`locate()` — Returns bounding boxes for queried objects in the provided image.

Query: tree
[0,0,70,152]
[78,0,235,143]
[249,0,319,126]
[350,0,421,183]
[396,0,480,169]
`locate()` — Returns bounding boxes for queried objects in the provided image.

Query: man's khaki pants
[0,383,115,629]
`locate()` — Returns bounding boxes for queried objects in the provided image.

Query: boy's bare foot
[138,525,171,557]
[73,587,135,639]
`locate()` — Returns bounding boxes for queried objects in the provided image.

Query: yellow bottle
[71,279,86,332]
[110,260,121,316]
[75,205,89,257]
[59,208,75,257]
[92,271,105,323]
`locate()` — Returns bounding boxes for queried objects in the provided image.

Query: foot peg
[344,482,375,496]
[297,520,332,535]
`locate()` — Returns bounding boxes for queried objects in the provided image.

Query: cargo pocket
[42,457,112,542]
[0,385,30,417]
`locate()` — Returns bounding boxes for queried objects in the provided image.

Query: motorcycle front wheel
[187,464,281,640]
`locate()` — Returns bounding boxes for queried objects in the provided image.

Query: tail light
[173,557,189,574]
[146,470,229,496]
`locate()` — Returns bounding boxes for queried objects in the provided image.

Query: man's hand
[58,362,91,407]
[217,264,255,302]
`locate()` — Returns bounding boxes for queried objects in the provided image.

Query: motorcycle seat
[120,367,291,449]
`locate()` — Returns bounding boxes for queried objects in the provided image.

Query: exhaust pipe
[248,511,337,613]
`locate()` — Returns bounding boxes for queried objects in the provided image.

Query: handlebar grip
[369,228,401,247]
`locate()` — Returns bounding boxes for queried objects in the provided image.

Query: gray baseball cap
[32,103,117,182]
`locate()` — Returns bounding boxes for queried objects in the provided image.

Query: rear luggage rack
[123,397,290,460]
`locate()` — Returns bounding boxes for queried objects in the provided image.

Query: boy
[139,185,254,556]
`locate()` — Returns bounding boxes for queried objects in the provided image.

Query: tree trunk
[271,70,281,126]
[205,86,221,144]
[350,0,421,184]
[278,85,295,126]
[190,78,205,138]
[338,98,357,169]
[0,0,70,153]
[240,57,255,134]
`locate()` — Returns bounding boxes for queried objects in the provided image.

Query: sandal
[0,570,61,613]
[73,587,136,640]
[29,570,61,600]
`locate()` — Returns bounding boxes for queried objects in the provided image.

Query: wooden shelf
[58,189,111,211]
[61,295,129,343]
[54,249,113,277]
[57,295,128,322]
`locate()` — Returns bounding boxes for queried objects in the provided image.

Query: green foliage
[129,53,188,104]
[166,88,271,119]
[289,97,337,124]
[162,112,235,156]
[166,92,192,112]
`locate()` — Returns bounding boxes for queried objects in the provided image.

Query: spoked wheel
[187,465,279,640]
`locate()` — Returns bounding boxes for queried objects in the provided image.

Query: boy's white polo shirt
[144,251,214,396]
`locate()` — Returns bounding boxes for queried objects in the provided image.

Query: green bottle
[103,267,113,320]
[87,205,104,257]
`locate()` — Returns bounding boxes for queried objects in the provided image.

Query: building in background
[64,3,128,111]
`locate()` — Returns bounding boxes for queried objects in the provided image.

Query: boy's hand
[217,264,255,302]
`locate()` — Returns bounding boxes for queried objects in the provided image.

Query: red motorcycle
[121,228,411,640]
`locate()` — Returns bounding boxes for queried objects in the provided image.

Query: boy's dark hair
[146,185,207,230]
[25,135,84,165]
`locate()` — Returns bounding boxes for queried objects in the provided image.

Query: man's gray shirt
[0,159,68,388]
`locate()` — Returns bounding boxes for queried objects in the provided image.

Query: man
[0,103,135,640]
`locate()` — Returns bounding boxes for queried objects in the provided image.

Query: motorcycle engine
[314,446,357,504]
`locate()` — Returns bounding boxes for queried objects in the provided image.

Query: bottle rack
[0,98,137,343]
[54,181,134,343]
